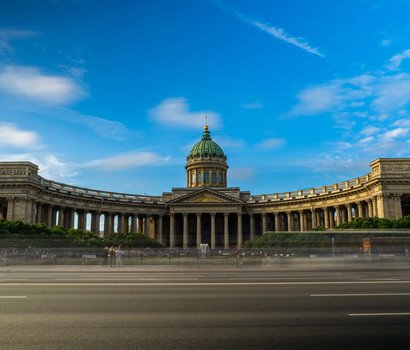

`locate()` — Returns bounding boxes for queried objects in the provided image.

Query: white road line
[311,293,410,297]
[0,281,410,287]
[0,296,27,298]
[348,313,410,317]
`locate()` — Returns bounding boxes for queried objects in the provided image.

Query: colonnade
[0,193,405,248]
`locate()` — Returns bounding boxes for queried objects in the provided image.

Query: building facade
[1,126,410,248]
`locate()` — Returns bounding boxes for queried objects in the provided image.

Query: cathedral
[1,125,410,248]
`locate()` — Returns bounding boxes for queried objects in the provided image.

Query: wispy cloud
[82,151,169,171]
[386,48,410,70]
[149,97,221,129]
[0,65,87,105]
[255,138,286,150]
[217,2,324,58]
[251,21,324,58]
[0,152,78,183]
[0,123,41,148]
[289,49,410,159]
[57,109,129,140]
[0,29,40,55]
[240,102,263,109]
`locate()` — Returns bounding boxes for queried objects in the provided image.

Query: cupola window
[204,172,209,182]
[219,173,222,183]
[197,172,202,182]
[212,172,216,183]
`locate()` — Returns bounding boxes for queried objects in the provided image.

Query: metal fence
[0,246,409,266]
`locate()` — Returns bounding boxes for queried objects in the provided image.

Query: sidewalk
[1,261,409,273]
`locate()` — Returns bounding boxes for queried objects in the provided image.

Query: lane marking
[312,293,410,297]
[0,296,27,298]
[349,313,410,317]
[1,281,410,287]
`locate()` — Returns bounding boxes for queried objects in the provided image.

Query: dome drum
[186,126,228,188]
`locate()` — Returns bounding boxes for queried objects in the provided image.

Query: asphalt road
[0,266,410,349]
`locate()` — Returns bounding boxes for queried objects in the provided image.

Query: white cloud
[0,152,78,183]
[381,39,392,47]
[251,21,324,58]
[0,123,41,148]
[0,29,40,55]
[360,126,380,136]
[0,65,87,105]
[149,97,221,129]
[217,3,324,58]
[393,118,410,127]
[256,138,286,150]
[386,49,410,70]
[57,109,129,140]
[83,151,169,171]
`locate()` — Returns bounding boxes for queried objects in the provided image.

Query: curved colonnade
[1,158,410,248]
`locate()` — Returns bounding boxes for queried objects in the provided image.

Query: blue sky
[0,0,410,196]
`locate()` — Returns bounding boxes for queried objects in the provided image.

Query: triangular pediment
[168,188,243,204]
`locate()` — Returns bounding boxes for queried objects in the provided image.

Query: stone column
[298,211,304,232]
[30,200,37,224]
[92,212,100,235]
[36,202,43,224]
[211,213,216,249]
[311,209,317,229]
[137,215,143,233]
[249,214,255,239]
[346,204,352,222]
[78,210,86,231]
[46,205,53,228]
[196,213,201,248]
[336,206,341,227]
[131,215,137,233]
[183,213,188,249]
[357,202,364,218]
[367,200,373,217]
[170,214,175,248]
[158,215,163,243]
[145,215,151,237]
[323,208,329,229]
[261,213,267,234]
[224,213,229,249]
[68,208,75,229]
[372,197,378,218]
[104,213,113,237]
[287,212,293,232]
[237,213,243,247]
[6,197,15,221]
[58,207,64,227]
[116,213,124,234]
[51,207,57,226]
[394,194,403,219]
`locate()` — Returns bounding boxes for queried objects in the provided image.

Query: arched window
[191,173,195,184]
[219,173,222,183]
[212,172,216,183]
[204,172,209,182]
[197,172,202,182]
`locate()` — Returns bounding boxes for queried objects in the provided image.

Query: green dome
[189,127,225,158]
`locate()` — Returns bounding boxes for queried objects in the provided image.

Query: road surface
[0,265,409,349]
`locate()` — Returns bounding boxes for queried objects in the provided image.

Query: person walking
[115,246,124,266]
[102,246,109,267]
[109,246,115,267]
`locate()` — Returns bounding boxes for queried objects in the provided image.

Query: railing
[38,177,164,203]
[248,172,372,203]
[37,170,373,205]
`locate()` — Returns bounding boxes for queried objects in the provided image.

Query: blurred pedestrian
[102,246,109,267]
[109,246,115,267]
